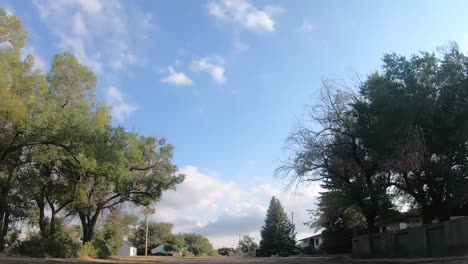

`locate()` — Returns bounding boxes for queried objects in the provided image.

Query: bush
[301,245,319,255]
[16,237,47,258]
[208,249,219,256]
[92,238,113,259]
[16,234,80,258]
[78,242,98,258]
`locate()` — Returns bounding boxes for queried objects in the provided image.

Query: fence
[352,216,468,257]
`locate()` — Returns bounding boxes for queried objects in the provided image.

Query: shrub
[208,249,219,256]
[92,238,113,259]
[78,242,98,258]
[16,237,47,258]
[16,234,80,258]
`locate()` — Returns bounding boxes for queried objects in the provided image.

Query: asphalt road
[1,256,467,264]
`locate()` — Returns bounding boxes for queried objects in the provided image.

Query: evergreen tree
[259,197,296,256]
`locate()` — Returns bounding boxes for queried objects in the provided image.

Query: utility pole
[145,213,149,257]
[143,207,155,257]
[238,232,241,254]
[291,212,294,226]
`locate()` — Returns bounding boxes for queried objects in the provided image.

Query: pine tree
[259,197,297,256]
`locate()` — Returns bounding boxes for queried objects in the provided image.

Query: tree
[217,247,236,256]
[354,45,468,223]
[305,191,366,254]
[68,129,184,243]
[259,197,296,256]
[181,233,213,256]
[165,234,186,253]
[0,11,185,255]
[93,209,138,258]
[130,222,174,255]
[277,83,397,253]
[238,234,258,254]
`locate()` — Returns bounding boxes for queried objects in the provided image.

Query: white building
[298,233,323,250]
[117,241,137,256]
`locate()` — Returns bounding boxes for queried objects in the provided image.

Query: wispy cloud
[297,20,317,33]
[232,39,249,53]
[208,0,284,33]
[106,86,137,122]
[161,66,193,87]
[33,0,154,74]
[191,57,226,84]
[4,5,14,15]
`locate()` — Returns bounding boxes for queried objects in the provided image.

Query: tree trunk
[50,212,58,238]
[421,206,434,225]
[36,194,48,239]
[79,209,100,243]
[0,208,9,252]
[366,215,376,257]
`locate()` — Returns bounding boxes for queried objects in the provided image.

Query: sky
[3,0,468,248]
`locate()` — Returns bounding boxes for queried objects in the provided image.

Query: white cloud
[191,57,226,84]
[297,20,317,33]
[161,66,193,87]
[106,86,137,122]
[72,12,87,36]
[4,5,14,15]
[152,165,323,248]
[33,0,155,74]
[208,0,284,33]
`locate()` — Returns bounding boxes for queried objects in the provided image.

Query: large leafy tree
[68,128,184,243]
[354,45,468,223]
[0,10,185,254]
[181,233,213,256]
[259,197,296,256]
[277,85,396,243]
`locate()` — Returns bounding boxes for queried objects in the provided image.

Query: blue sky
[3,0,468,247]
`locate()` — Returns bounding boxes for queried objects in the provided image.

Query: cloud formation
[208,0,284,33]
[161,66,193,87]
[106,86,137,122]
[191,57,226,84]
[152,166,323,248]
[33,0,154,74]
[297,20,317,33]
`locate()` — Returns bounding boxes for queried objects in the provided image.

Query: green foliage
[165,234,186,253]
[0,11,184,252]
[16,230,80,258]
[259,197,296,257]
[181,233,213,256]
[77,242,97,259]
[217,247,236,256]
[208,249,219,256]
[281,44,468,257]
[238,234,258,254]
[91,238,112,259]
[130,221,174,255]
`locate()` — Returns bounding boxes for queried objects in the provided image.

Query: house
[298,233,323,250]
[151,244,173,256]
[116,241,137,256]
